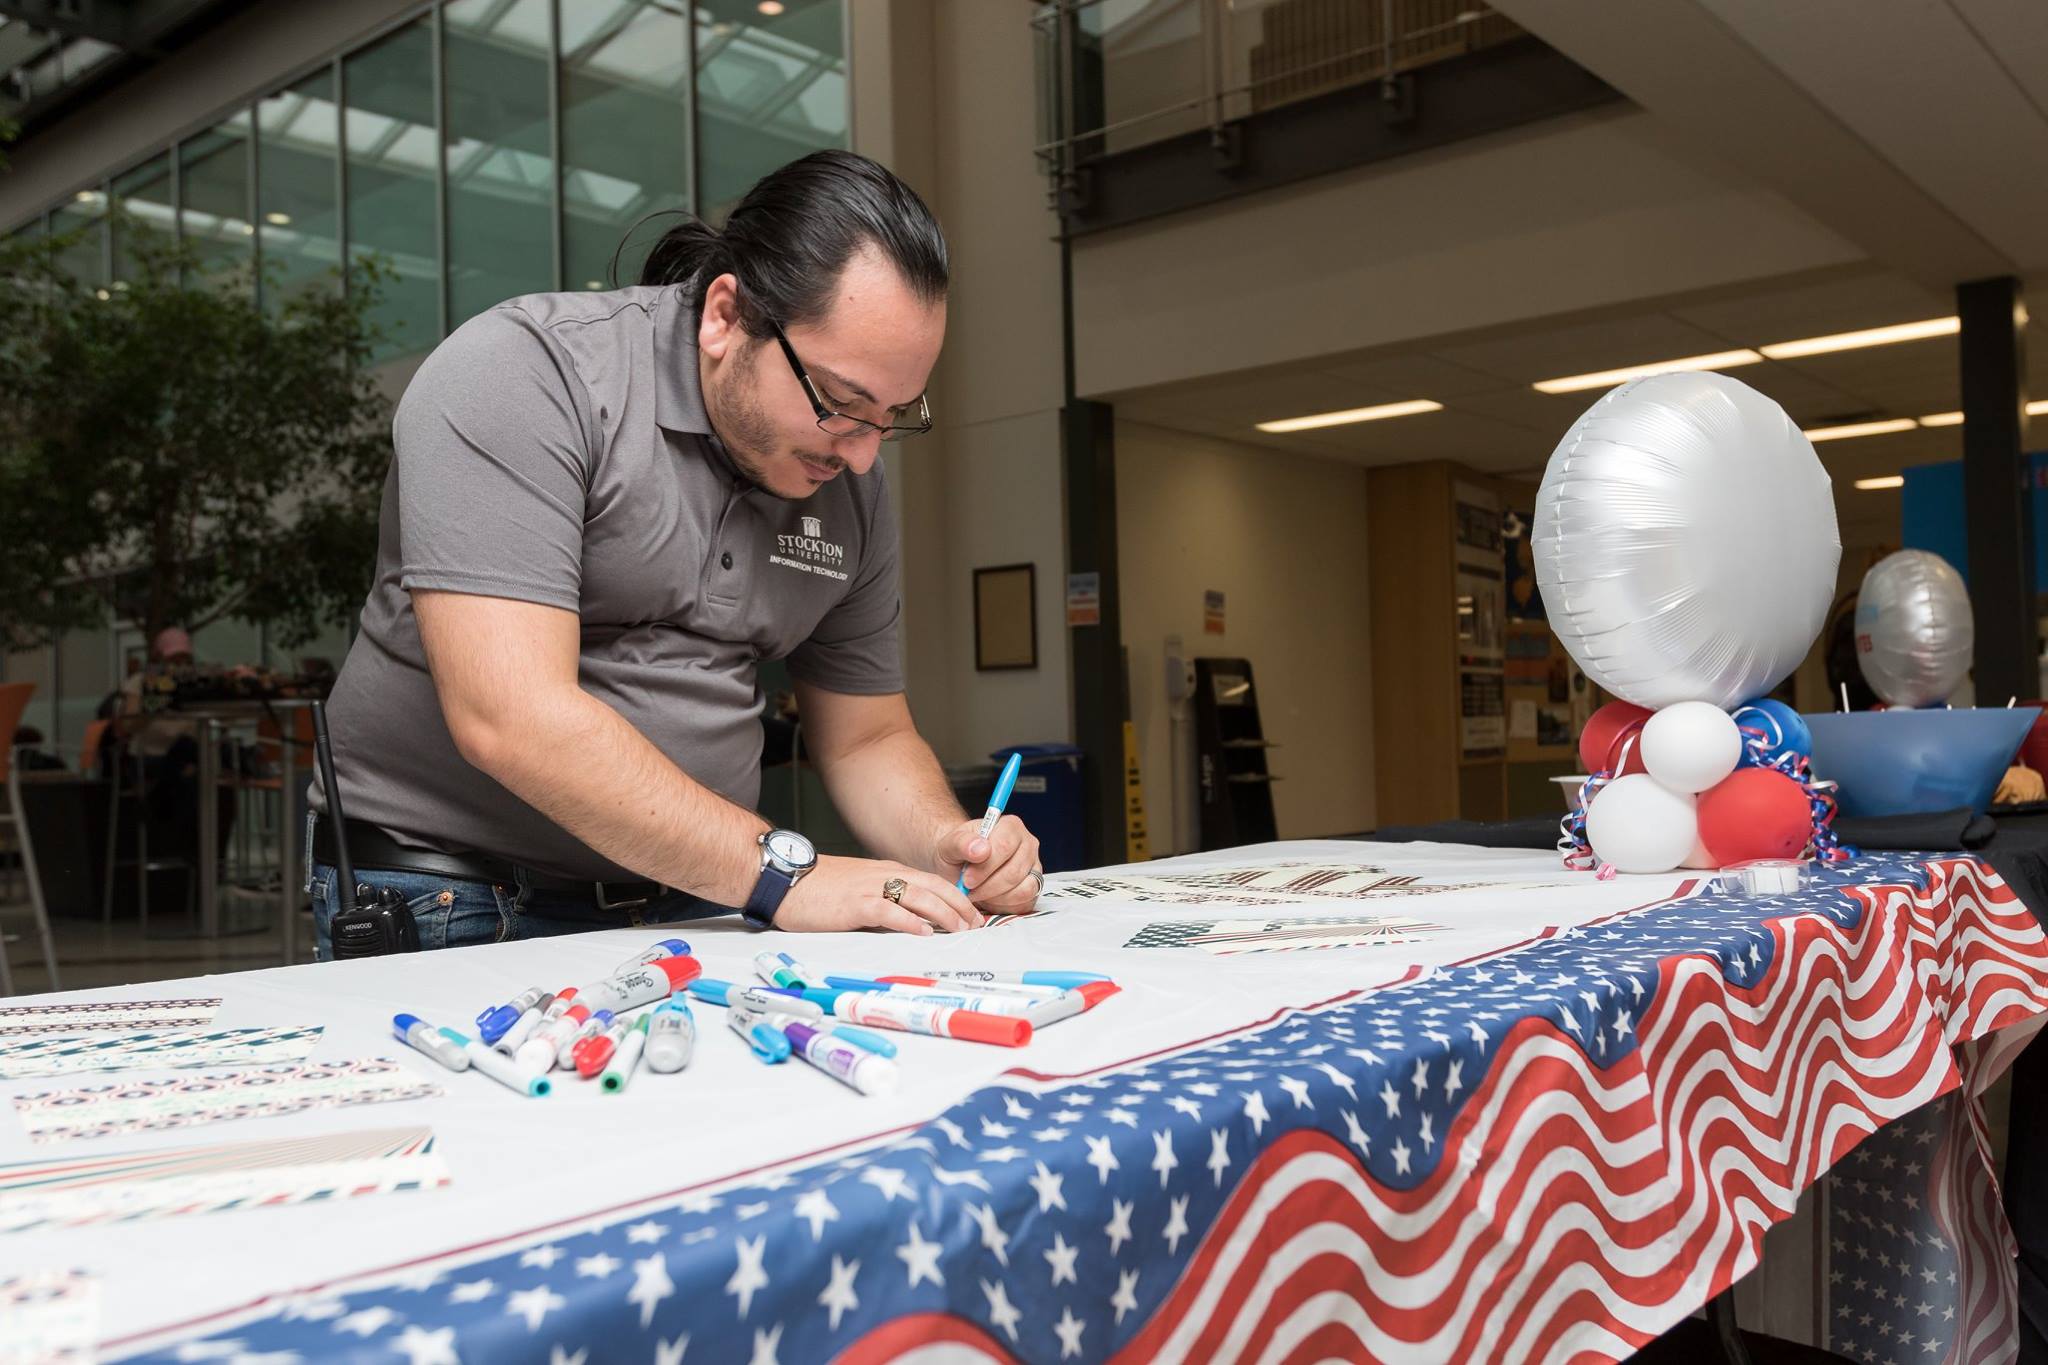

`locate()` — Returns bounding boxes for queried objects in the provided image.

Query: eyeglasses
[766,318,932,442]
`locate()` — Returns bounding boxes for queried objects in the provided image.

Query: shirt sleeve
[392,306,594,612]
[786,469,906,695]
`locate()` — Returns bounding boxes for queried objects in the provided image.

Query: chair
[0,682,61,994]
[99,742,198,936]
[77,718,110,778]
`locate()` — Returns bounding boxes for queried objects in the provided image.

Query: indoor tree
[0,216,394,655]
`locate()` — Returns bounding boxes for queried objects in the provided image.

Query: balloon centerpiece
[1534,372,1850,876]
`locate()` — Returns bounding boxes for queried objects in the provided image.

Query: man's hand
[935,815,1041,912]
[775,855,984,935]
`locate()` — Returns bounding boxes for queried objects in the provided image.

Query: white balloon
[1856,549,1974,707]
[1533,372,1840,709]
[1585,773,1698,874]
[1640,701,1743,794]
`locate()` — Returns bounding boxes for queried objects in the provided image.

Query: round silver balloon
[1855,549,1973,707]
[1533,372,1840,710]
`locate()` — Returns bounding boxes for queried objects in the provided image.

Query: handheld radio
[312,700,420,958]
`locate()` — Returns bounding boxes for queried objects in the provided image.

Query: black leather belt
[312,816,668,911]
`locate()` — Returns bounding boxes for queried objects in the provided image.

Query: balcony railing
[1034,0,1526,179]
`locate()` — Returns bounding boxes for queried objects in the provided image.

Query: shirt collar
[652,286,714,437]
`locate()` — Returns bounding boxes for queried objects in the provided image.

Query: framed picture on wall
[974,564,1038,671]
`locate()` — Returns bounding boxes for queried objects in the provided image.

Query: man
[310,151,1039,957]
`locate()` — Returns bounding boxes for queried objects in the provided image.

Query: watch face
[766,830,815,869]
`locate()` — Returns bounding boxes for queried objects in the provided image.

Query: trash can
[992,743,1086,873]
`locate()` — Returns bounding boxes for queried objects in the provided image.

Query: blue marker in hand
[959,751,1024,894]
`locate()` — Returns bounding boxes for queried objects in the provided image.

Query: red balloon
[1697,768,1811,863]
[1579,701,1654,775]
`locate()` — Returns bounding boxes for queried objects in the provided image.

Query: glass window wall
[255,69,343,310]
[180,112,255,293]
[696,0,848,221]
[561,0,692,289]
[344,19,440,361]
[111,151,174,283]
[444,0,555,325]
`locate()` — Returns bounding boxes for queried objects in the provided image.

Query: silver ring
[1029,869,1045,893]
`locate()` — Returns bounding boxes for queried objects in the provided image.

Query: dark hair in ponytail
[636,149,947,336]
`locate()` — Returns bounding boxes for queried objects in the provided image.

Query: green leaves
[0,215,394,652]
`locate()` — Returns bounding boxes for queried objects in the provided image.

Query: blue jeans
[309,862,729,960]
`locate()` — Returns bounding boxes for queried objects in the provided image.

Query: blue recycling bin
[990,743,1087,873]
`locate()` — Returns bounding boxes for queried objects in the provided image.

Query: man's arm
[415,591,980,933]
[796,681,1042,912]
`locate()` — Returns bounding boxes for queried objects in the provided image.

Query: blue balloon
[1731,698,1812,765]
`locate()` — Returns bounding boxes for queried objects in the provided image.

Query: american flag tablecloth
[113,854,2048,1364]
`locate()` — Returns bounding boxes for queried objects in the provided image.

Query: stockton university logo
[771,516,849,581]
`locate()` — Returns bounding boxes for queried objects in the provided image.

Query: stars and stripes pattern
[120,857,2048,1365]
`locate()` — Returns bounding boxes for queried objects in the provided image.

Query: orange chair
[0,682,61,994]
[78,718,110,777]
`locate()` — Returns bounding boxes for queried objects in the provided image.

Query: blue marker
[958,752,1023,894]
[614,938,691,974]
[920,969,1109,991]
[690,978,819,1016]
[728,1006,792,1063]
[393,1013,470,1071]
[773,950,828,989]
[825,1024,899,1058]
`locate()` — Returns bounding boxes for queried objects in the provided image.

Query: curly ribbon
[1558,770,1611,873]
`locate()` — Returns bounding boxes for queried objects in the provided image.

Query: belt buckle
[594,883,650,915]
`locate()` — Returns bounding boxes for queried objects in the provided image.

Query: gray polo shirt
[318,285,903,881]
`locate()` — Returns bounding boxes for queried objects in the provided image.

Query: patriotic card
[1122,915,1451,953]
[0,1026,321,1081]
[0,998,222,1038]
[14,1058,442,1144]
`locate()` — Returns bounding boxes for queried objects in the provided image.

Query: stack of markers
[684,950,1121,1098]
[391,939,704,1099]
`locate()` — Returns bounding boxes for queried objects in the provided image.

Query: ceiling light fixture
[1802,418,1917,443]
[2034,400,2048,417]
[1759,316,1958,360]
[1255,399,1443,433]
[757,0,785,13]
[264,211,292,226]
[1854,475,1906,491]
[1531,350,1762,395]
[1917,411,1963,427]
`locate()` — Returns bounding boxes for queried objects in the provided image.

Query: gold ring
[883,877,907,904]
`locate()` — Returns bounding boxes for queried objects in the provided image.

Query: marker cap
[656,955,703,990]
[1077,981,1120,1009]
[393,1013,423,1035]
[689,978,730,1006]
[948,1009,1032,1047]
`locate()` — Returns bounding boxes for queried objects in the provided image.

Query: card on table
[0,1026,323,1081]
[0,998,222,1038]
[1122,915,1451,954]
[1049,861,1530,906]
[0,1126,447,1234]
[0,1270,99,1364]
[13,1058,443,1144]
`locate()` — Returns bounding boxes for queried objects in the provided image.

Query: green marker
[601,1012,651,1094]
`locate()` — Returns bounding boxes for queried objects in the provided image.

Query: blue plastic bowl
[1801,708,2041,818]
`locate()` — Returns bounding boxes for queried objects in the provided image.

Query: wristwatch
[741,829,816,930]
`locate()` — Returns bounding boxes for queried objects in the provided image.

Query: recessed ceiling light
[1255,399,1443,433]
[264,211,292,226]
[585,279,605,290]
[1532,350,1762,395]
[1759,316,1958,360]
[1917,411,1963,427]
[1854,475,1906,491]
[2034,399,2048,417]
[757,0,785,13]
[1803,418,1918,443]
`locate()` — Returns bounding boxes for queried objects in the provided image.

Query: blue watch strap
[741,862,797,930]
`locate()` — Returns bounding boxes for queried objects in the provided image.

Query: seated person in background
[10,727,68,773]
